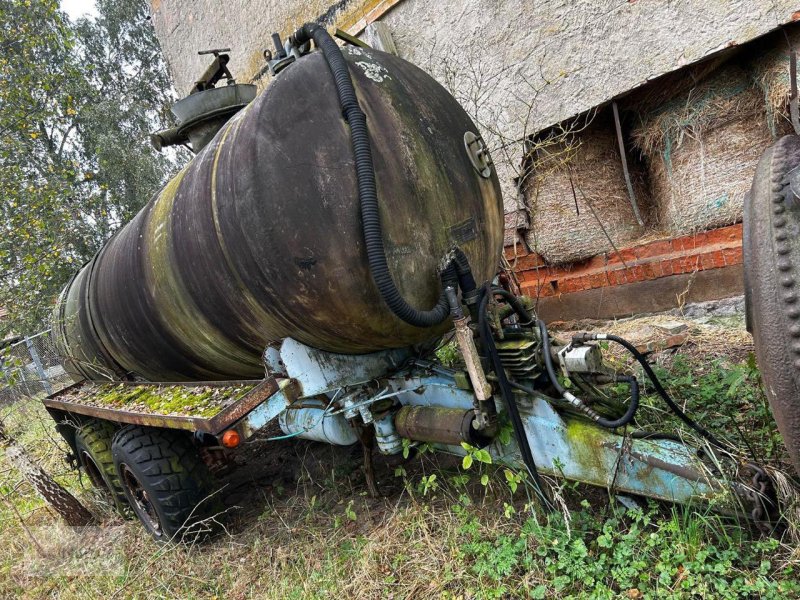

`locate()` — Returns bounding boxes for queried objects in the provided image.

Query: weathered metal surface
[744,135,800,476]
[43,396,207,432]
[280,337,409,397]
[53,45,503,382]
[389,369,741,509]
[234,378,300,440]
[42,378,278,435]
[278,401,358,445]
[394,405,484,446]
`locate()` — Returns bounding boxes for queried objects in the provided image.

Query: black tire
[111,426,221,542]
[75,420,129,514]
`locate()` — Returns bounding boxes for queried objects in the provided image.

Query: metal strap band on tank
[84,236,131,379]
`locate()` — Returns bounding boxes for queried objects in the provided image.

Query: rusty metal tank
[53,45,504,382]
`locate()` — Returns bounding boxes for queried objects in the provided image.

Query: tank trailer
[42,24,796,540]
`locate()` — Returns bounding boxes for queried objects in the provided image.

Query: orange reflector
[221,429,241,448]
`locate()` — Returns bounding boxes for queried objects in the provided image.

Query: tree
[0,0,182,335]
[0,418,95,527]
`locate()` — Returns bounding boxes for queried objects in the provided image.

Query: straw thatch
[503,209,528,248]
[522,119,648,265]
[745,26,800,136]
[631,64,774,235]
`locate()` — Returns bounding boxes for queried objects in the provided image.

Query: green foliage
[461,442,492,470]
[454,505,798,599]
[0,0,181,334]
[435,340,461,367]
[417,473,438,496]
[633,353,783,460]
[1,397,797,599]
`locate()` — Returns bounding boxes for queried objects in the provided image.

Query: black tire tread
[111,425,219,540]
[75,419,129,512]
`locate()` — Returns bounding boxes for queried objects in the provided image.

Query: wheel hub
[120,463,162,536]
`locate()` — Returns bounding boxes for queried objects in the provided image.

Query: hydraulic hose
[452,248,477,296]
[491,287,534,325]
[595,375,639,429]
[291,23,459,328]
[574,332,732,452]
[479,288,553,511]
[537,320,639,428]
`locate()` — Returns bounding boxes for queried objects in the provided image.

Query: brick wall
[506,224,744,320]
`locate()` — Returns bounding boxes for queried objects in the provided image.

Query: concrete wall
[150,0,797,214]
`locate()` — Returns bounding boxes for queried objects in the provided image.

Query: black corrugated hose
[291,23,465,327]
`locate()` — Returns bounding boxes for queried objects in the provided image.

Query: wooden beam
[341,0,405,37]
[364,22,398,55]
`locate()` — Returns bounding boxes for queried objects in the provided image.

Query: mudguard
[745,135,800,476]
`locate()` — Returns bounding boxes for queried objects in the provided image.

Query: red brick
[711,251,727,269]
[584,255,607,270]
[504,247,528,261]
[630,265,648,283]
[675,236,693,252]
[604,269,624,285]
[639,239,672,259]
[553,278,575,294]
[650,261,664,278]
[511,224,745,300]
[700,252,717,270]
[515,253,545,271]
[673,256,701,275]
[536,285,555,298]
[665,333,689,348]
[670,257,686,275]
[706,224,742,245]
[721,247,743,266]
[618,247,639,264]
[590,272,609,289]
[639,263,658,280]
[692,231,708,247]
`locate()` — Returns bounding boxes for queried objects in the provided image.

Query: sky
[60,0,98,20]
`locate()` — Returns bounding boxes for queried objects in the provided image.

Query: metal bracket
[464,131,493,178]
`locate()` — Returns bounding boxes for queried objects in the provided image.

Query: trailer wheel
[75,420,129,514]
[745,134,800,476]
[111,426,220,541]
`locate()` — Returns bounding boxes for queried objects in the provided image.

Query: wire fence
[0,330,77,405]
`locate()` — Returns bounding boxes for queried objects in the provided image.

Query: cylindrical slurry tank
[53,45,504,382]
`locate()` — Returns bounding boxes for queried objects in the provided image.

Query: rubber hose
[603,334,731,452]
[508,354,639,429]
[479,288,553,511]
[592,375,639,429]
[292,23,458,328]
[537,320,567,397]
[452,248,477,295]
[492,287,534,325]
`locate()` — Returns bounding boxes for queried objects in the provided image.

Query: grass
[1,338,800,598]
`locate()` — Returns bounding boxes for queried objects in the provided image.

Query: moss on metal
[59,382,258,418]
